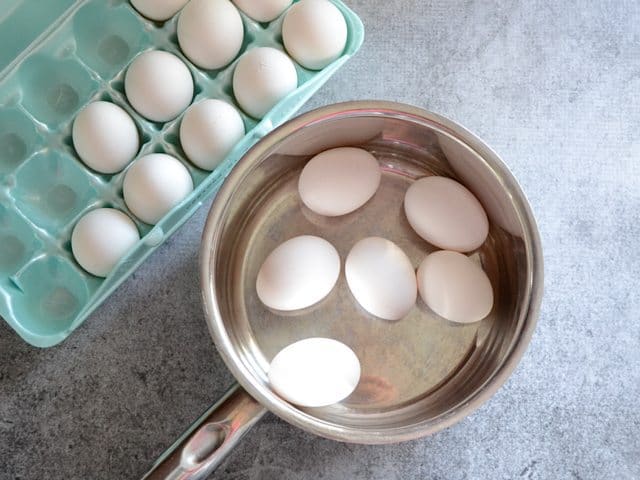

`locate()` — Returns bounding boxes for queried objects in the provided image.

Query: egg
[177,0,244,69]
[268,337,361,407]
[345,237,417,321]
[129,0,189,21]
[417,250,494,324]
[404,176,489,252]
[123,154,194,224]
[180,99,245,171]
[282,0,347,70]
[232,0,292,22]
[298,147,380,216]
[124,50,193,122]
[72,101,139,174]
[71,208,140,277]
[233,47,298,119]
[256,235,339,311]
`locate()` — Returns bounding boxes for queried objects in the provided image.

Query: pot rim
[200,100,544,444]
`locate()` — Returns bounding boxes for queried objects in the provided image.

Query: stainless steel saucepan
[143,101,543,479]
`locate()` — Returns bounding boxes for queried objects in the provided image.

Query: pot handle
[141,384,267,480]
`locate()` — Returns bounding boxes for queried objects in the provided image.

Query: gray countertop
[2,1,639,479]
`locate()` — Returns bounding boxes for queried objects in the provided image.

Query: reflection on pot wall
[279,117,386,156]
[437,132,523,238]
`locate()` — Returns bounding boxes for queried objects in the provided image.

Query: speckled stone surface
[1,1,639,479]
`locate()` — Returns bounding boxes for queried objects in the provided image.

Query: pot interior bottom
[224,138,519,426]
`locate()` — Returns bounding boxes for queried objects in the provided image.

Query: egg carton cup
[0,0,364,347]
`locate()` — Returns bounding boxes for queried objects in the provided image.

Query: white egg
[282,0,347,70]
[298,147,380,216]
[123,154,194,224]
[404,176,489,252]
[180,99,245,171]
[233,47,298,119]
[233,0,292,22]
[345,237,417,321]
[256,235,339,311]
[177,0,244,69]
[417,250,494,324]
[124,50,193,122]
[268,338,361,407]
[71,208,140,277]
[130,0,189,21]
[72,101,139,174]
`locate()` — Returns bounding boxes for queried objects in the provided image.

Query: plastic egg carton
[0,0,364,347]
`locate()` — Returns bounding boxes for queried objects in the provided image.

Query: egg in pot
[268,337,361,408]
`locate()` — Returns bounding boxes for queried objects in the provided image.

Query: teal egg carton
[0,0,364,347]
